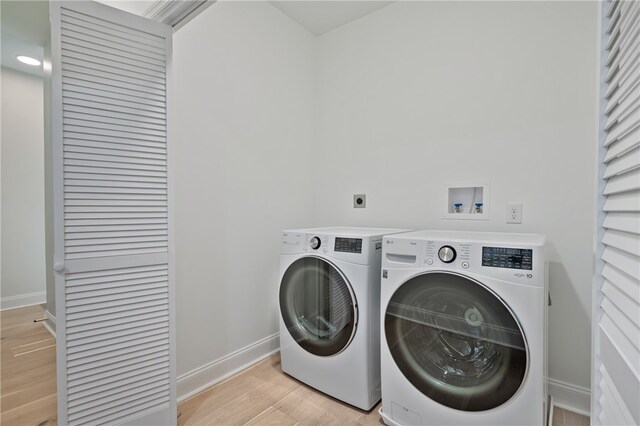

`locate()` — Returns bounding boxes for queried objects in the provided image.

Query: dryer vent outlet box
[443,182,490,220]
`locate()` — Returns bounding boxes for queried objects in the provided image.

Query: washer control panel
[482,247,533,270]
[383,233,543,286]
[423,241,533,271]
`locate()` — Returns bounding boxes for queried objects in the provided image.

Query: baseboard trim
[548,378,591,417]
[0,291,46,311]
[43,309,56,337]
[177,333,280,402]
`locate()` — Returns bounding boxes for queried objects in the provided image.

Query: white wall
[1,66,46,309]
[172,1,597,410]
[172,1,316,382]
[315,1,597,410]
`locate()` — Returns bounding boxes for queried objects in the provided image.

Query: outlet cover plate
[507,203,522,224]
[354,194,366,208]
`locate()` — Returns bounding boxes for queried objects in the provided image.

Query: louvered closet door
[595,1,640,425]
[50,2,175,424]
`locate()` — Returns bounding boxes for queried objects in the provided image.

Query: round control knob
[309,236,321,250]
[438,245,457,263]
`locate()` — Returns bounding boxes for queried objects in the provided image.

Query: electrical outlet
[354,194,366,208]
[507,203,522,224]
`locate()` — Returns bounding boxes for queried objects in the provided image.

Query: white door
[594,1,640,425]
[49,1,175,424]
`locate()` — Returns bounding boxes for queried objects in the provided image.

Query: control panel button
[426,258,434,265]
[310,236,321,250]
[438,245,457,263]
[461,261,470,269]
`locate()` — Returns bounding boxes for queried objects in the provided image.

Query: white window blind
[50,1,175,424]
[595,1,640,425]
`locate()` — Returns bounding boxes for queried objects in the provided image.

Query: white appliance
[279,227,408,410]
[379,230,547,426]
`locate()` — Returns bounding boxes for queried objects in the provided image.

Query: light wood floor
[1,305,57,426]
[1,305,589,426]
[177,354,382,425]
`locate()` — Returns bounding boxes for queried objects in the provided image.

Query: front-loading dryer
[379,230,547,426]
[279,227,408,410]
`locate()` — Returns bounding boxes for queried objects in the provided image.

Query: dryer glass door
[385,272,527,411]
[280,257,357,357]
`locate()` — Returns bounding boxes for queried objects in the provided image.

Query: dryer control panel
[334,237,363,253]
[281,231,381,266]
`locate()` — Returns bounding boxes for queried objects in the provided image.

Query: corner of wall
[548,378,591,416]
[43,308,56,337]
[177,333,280,402]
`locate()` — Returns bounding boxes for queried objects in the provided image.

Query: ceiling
[0,1,49,77]
[98,0,395,36]
[96,0,152,16]
[0,0,394,78]
[269,1,393,36]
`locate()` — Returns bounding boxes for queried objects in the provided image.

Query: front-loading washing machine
[279,227,408,410]
[379,230,547,425]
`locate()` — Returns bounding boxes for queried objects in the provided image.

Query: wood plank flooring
[1,305,57,426]
[1,305,590,426]
[177,355,382,426]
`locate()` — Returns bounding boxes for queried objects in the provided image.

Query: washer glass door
[385,272,527,411]
[280,257,357,357]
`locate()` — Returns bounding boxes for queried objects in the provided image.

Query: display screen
[482,247,533,270]
[335,237,362,253]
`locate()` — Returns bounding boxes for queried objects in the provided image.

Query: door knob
[53,262,65,272]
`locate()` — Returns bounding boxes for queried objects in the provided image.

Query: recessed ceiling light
[16,56,41,66]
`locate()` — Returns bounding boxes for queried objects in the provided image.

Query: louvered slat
[63,104,166,127]
[63,82,166,110]
[77,392,170,426]
[601,299,639,353]
[602,167,640,194]
[59,20,166,55]
[67,306,169,334]
[605,93,640,130]
[601,246,640,280]
[607,0,620,17]
[602,229,640,256]
[596,2,640,423]
[604,62,640,114]
[602,146,640,177]
[63,96,166,120]
[602,190,640,212]
[601,211,640,234]
[67,352,168,383]
[601,314,640,378]
[606,2,640,62]
[601,281,640,329]
[603,125,640,162]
